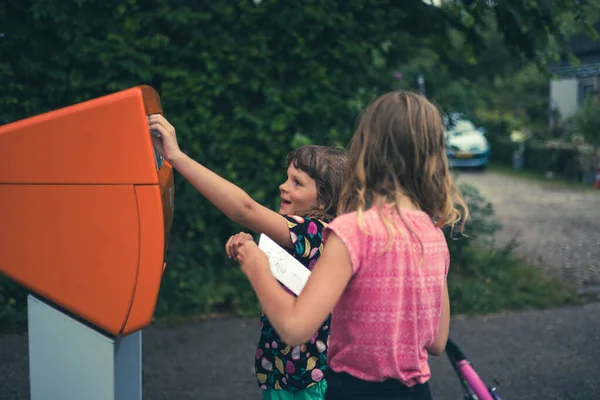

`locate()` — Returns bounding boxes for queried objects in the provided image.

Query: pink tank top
[323,206,449,386]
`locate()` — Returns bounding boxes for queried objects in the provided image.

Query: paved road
[0,302,598,400]
[457,171,600,288]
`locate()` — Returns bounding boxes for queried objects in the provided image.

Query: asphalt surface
[0,302,598,400]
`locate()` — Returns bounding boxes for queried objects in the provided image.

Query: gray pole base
[27,295,142,400]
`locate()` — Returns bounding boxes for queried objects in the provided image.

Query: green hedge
[0,0,582,329]
[488,136,518,166]
[0,0,449,327]
[523,141,552,174]
[489,136,587,181]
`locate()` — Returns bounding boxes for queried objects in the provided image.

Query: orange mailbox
[0,85,174,337]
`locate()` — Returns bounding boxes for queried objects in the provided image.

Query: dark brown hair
[287,145,347,222]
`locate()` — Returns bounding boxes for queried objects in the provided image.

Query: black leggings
[325,371,433,400]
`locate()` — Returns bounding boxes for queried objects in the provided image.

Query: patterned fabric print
[323,207,450,387]
[255,215,330,392]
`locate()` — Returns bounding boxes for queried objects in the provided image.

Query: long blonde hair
[337,91,468,248]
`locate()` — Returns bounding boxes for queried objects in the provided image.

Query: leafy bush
[523,140,553,174]
[522,141,586,181]
[472,108,523,138]
[566,96,600,147]
[488,136,519,166]
[0,0,415,327]
[1,0,588,330]
[444,183,501,270]
[448,244,578,314]
[488,137,589,182]
[565,96,600,180]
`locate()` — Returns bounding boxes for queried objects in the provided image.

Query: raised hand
[147,114,183,164]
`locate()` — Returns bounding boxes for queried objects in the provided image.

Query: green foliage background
[0,0,593,329]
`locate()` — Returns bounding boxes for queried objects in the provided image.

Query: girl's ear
[319,204,325,210]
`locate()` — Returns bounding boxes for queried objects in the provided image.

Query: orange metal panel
[122,162,174,335]
[0,185,139,335]
[0,86,159,185]
[0,85,174,336]
[121,186,165,335]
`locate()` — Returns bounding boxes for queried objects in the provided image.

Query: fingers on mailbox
[148,114,180,162]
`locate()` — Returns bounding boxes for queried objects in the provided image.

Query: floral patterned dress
[255,215,331,392]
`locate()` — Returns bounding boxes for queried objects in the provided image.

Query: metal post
[28,295,142,400]
[417,72,426,97]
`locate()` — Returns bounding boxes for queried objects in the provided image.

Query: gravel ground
[457,170,600,288]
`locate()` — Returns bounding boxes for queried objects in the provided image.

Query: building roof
[549,23,600,78]
[549,61,600,78]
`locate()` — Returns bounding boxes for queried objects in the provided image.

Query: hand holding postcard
[258,234,311,295]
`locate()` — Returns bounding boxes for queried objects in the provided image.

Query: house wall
[550,78,579,121]
[547,24,600,129]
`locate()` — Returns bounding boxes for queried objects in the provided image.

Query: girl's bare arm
[171,153,292,247]
[426,281,450,356]
[236,233,353,346]
[149,114,292,248]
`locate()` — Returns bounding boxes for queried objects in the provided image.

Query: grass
[487,162,599,193]
[448,244,580,316]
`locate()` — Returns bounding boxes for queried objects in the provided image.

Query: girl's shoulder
[322,211,362,244]
[283,214,329,230]
[282,215,328,263]
[326,210,360,229]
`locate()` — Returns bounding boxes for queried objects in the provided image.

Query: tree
[0,0,598,320]
[567,96,600,146]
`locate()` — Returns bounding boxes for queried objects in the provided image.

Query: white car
[445,119,490,169]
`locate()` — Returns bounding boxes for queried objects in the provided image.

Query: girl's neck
[372,194,420,212]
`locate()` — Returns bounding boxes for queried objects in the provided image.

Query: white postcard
[258,234,311,295]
